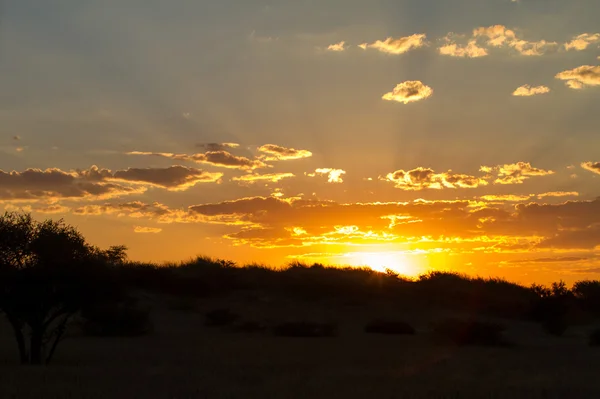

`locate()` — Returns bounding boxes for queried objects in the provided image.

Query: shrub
[81,303,153,337]
[205,308,239,327]
[167,296,198,312]
[589,329,600,346]
[272,322,338,337]
[364,320,415,335]
[432,318,506,346]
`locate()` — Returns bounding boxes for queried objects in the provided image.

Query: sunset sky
[1,0,599,285]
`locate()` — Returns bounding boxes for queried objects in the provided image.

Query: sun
[354,252,413,276]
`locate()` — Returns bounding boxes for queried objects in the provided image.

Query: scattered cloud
[512,85,550,96]
[196,143,240,151]
[382,81,433,104]
[134,226,163,234]
[536,191,580,199]
[480,194,531,202]
[12,136,20,141]
[361,34,427,54]
[439,39,488,58]
[109,166,223,190]
[232,173,295,183]
[581,161,600,175]
[326,41,346,52]
[555,65,600,89]
[257,144,313,161]
[0,166,146,202]
[308,168,346,183]
[473,25,557,56]
[481,162,554,185]
[384,167,487,190]
[564,33,600,51]
[128,150,269,171]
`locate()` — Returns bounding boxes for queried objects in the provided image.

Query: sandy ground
[1,294,600,398]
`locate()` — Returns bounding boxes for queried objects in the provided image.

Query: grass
[3,257,600,397]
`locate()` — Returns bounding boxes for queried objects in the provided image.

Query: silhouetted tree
[0,212,125,365]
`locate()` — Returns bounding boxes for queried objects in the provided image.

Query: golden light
[352,251,415,276]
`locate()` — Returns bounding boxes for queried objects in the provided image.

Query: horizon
[1,0,600,286]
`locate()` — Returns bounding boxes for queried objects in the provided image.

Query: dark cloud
[128,151,268,171]
[111,166,222,190]
[196,143,240,152]
[384,167,487,190]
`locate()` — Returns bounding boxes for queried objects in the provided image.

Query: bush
[589,329,600,346]
[81,303,153,337]
[205,308,239,327]
[364,320,415,335]
[272,322,338,337]
[432,318,506,346]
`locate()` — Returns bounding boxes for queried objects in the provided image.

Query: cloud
[0,166,145,202]
[473,25,557,56]
[564,33,600,51]
[384,167,488,190]
[480,194,531,202]
[196,143,240,151]
[581,161,600,175]
[128,150,269,171]
[134,226,163,234]
[481,162,554,185]
[512,85,550,96]
[438,39,488,58]
[308,168,346,183]
[362,34,427,55]
[382,81,433,104]
[536,191,579,199]
[109,166,222,190]
[12,136,20,141]
[257,144,313,161]
[326,41,346,52]
[555,65,600,89]
[232,173,295,183]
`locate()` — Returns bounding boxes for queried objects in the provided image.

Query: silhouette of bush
[432,318,506,346]
[272,322,338,337]
[589,329,600,346]
[205,308,239,327]
[167,296,198,312]
[81,303,153,337]
[529,281,573,336]
[573,280,600,314]
[364,319,415,335]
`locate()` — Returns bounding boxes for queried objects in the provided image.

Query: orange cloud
[384,168,487,190]
[362,34,427,54]
[555,65,600,89]
[481,162,554,185]
[308,168,346,183]
[480,194,531,202]
[232,173,295,183]
[473,25,557,56]
[257,144,313,161]
[382,81,433,104]
[512,85,550,96]
[581,162,600,175]
[134,226,163,234]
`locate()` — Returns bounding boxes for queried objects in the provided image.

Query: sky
[1,0,599,285]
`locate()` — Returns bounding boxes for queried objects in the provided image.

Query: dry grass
[1,293,600,398]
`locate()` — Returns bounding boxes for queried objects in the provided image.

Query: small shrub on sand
[364,320,415,335]
[205,308,239,327]
[81,304,153,337]
[272,322,338,337]
[232,321,268,333]
[432,318,506,346]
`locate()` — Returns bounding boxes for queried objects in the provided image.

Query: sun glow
[352,252,415,276]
